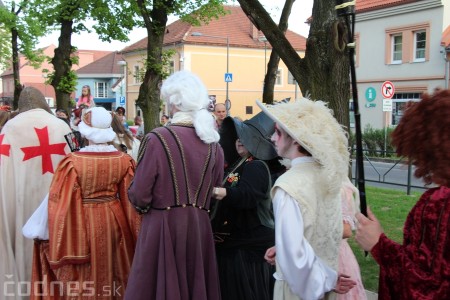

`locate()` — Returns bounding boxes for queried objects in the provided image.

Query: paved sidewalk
[366,289,378,299]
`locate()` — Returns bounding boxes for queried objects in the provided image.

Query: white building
[355,0,450,129]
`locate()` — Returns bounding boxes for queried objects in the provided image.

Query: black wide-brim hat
[219,111,278,162]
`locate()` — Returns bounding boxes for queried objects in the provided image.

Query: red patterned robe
[31,151,141,299]
[371,186,450,299]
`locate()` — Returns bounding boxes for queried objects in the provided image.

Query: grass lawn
[347,186,422,292]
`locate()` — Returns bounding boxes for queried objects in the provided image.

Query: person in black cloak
[211,111,285,300]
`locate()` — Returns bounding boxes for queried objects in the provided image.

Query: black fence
[351,149,430,195]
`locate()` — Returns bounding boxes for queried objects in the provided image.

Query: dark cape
[212,156,276,300]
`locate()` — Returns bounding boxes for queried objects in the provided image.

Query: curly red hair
[391,89,450,187]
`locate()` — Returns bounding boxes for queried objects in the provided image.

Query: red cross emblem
[0,134,11,163]
[21,127,67,174]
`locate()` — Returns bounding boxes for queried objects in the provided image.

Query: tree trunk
[262,0,295,104]
[11,27,22,110]
[136,4,168,134]
[51,19,74,112]
[237,0,351,128]
[263,52,280,103]
[305,1,350,127]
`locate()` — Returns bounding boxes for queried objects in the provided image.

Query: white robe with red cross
[0,108,71,298]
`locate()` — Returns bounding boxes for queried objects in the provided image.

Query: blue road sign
[119,96,126,105]
[225,73,233,82]
[365,87,376,102]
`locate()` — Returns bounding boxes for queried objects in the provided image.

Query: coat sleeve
[118,156,141,241]
[273,187,337,299]
[48,156,89,269]
[128,134,160,212]
[370,187,450,299]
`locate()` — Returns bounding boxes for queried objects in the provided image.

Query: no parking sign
[381,81,395,99]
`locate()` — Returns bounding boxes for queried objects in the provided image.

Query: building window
[276,69,282,85]
[95,82,108,98]
[391,93,421,126]
[392,34,403,64]
[414,31,426,62]
[134,65,142,84]
[349,99,355,128]
[354,33,360,67]
[169,61,175,75]
[287,71,296,85]
[385,22,430,65]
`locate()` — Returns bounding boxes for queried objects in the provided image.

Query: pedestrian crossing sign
[225,73,233,82]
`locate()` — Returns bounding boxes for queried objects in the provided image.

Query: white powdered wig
[161,71,219,144]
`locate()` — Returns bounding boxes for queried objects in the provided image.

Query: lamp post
[444,46,450,89]
[258,36,268,75]
[42,73,49,106]
[117,60,127,112]
[191,32,230,116]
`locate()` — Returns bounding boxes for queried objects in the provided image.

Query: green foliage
[179,1,228,26]
[356,125,396,157]
[0,0,47,68]
[348,186,420,292]
[57,70,78,93]
[134,48,177,82]
[69,98,76,108]
[362,125,379,156]
[0,27,12,69]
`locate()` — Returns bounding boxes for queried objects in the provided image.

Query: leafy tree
[133,0,227,134]
[0,0,47,109]
[237,0,351,127]
[0,23,12,70]
[29,0,140,111]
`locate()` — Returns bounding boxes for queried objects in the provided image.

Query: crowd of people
[0,72,448,300]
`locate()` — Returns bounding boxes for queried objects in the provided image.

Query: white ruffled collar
[291,156,316,166]
[79,144,118,152]
[171,111,194,124]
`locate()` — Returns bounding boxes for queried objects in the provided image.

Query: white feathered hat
[78,107,116,143]
[257,98,350,192]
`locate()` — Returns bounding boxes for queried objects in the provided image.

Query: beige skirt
[274,279,336,300]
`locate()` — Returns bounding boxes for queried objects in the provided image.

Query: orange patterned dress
[31,150,141,299]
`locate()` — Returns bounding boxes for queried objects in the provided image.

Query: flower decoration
[226,172,240,187]
[0,105,11,112]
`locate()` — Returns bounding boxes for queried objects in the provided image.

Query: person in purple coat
[125,71,224,300]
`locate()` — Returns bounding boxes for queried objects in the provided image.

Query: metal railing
[351,149,429,195]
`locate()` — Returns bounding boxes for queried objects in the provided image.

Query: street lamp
[117,60,127,111]
[42,73,49,106]
[258,36,268,75]
[191,32,230,116]
[444,46,450,89]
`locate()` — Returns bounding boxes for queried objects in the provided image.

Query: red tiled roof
[0,45,112,77]
[442,25,450,48]
[77,50,112,61]
[76,51,124,74]
[121,5,306,54]
[356,0,421,13]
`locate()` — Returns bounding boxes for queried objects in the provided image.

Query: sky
[36,0,314,51]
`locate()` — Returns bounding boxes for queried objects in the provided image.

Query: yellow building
[121,5,306,120]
